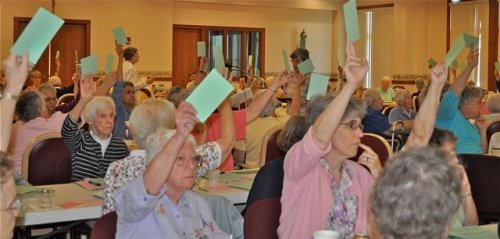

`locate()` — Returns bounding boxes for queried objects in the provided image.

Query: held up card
[282,50,291,72]
[112,27,128,45]
[343,0,360,41]
[306,73,329,100]
[298,59,315,74]
[80,55,98,76]
[197,41,206,57]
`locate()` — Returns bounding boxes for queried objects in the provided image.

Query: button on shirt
[115,176,229,239]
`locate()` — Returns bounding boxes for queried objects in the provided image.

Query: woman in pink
[278,42,381,239]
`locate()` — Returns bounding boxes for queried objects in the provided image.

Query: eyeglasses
[176,156,202,167]
[290,58,302,63]
[1,197,22,213]
[339,120,364,131]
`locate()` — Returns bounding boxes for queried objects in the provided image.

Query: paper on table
[213,46,225,74]
[448,225,497,239]
[298,59,315,74]
[343,0,360,41]
[428,58,437,67]
[75,178,104,191]
[112,27,128,45]
[495,62,500,71]
[197,41,206,57]
[80,55,98,76]
[16,185,40,195]
[11,7,64,65]
[282,50,291,72]
[185,69,233,123]
[104,53,114,73]
[226,181,254,191]
[307,73,330,100]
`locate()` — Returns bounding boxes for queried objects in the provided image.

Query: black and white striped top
[61,116,129,181]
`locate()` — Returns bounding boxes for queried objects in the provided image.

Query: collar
[90,130,112,143]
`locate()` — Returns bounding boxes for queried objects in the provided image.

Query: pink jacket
[278,128,374,239]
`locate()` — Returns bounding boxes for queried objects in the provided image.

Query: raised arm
[143,101,199,195]
[288,73,305,116]
[451,48,478,96]
[215,98,235,161]
[312,42,367,150]
[405,63,447,149]
[246,71,290,123]
[1,53,29,151]
[194,56,207,86]
[95,44,124,96]
[68,76,94,122]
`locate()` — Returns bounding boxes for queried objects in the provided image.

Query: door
[14,18,90,87]
[172,26,202,87]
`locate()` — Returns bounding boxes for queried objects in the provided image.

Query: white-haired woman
[115,115,229,238]
[61,76,129,181]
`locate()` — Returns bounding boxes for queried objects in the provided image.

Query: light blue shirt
[388,106,416,123]
[435,90,482,154]
[115,176,230,239]
[111,81,131,139]
[378,87,395,102]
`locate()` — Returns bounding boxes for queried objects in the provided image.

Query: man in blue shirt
[435,48,488,154]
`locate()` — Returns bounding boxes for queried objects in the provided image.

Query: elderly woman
[485,93,500,120]
[102,98,234,214]
[61,76,129,181]
[115,125,229,238]
[388,89,416,124]
[361,88,392,138]
[1,153,20,239]
[8,90,66,173]
[429,128,478,227]
[371,147,462,238]
[378,76,395,102]
[279,42,381,239]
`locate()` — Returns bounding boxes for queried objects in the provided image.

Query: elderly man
[435,48,487,154]
[378,76,395,102]
[388,89,416,127]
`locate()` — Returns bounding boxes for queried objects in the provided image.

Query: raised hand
[343,42,368,87]
[273,71,291,89]
[199,56,207,71]
[79,75,94,100]
[467,48,479,67]
[430,63,448,85]
[175,101,200,137]
[3,53,29,93]
[115,43,124,58]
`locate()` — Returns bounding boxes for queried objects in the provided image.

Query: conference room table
[449,223,498,239]
[16,183,102,239]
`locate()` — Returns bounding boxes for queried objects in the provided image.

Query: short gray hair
[129,99,176,148]
[289,48,309,61]
[145,128,197,164]
[83,96,115,123]
[394,89,410,107]
[38,83,57,95]
[486,93,500,114]
[371,147,461,239]
[48,76,62,87]
[415,78,425,90]
[361,88,381,107]
[15,90,44,122]
[459,86,482,107]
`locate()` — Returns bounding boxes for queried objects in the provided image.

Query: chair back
[90,211,117,239]
[393,85,406,90]
[259,124,285,166]
[244,197,281,239]
[381,106,394,117]
[56,93,75,106]
[136,88,153,103]
[412,95,420,112]
[21,132,71,185]
[486,120,500,145]
[460,154,500,223]
[351,133,392,166]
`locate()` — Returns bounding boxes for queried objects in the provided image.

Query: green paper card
[444,35,466,67]
[343,0,360,41]
[298,59,315,74]
[80,55,98,76]
[185,69,233,122]
[112,27,128,45]
[451,59,459,68]
[282,50,291,72]
[16,185,40,195]
[197,41,206,57]
[248,55,253,66]
[104,53,114,73]
[11,7,64,65]
[55,50,60,60]
[462,33,479,49]
[306,73,329,100]
[495,62,500,71]
[213,46,225,74]
[428,58,437,67]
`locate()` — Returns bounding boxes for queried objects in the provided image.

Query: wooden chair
[460,154,500,223]
[381,106,394,117]
[136,88,153,103]
[90,212,117,239]
[350,133,393,167]
[56,93,75,106]
[486,120,500,145]
[244,197,281,239]
[412,95,420,112]
[21,132,71,185]
[259,124,285,166]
